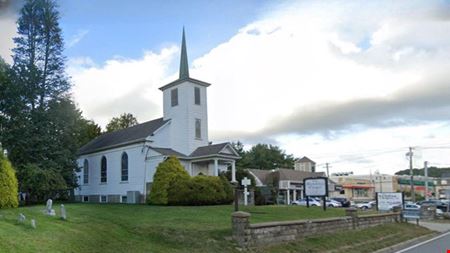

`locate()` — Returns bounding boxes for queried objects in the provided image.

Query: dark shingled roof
[189,142,237,157]
[78,118,168,155]
[151,147,186,157]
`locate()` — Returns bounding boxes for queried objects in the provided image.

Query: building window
[194,87,200,105]
[100,195,107,203]
[83,159,89,184]
[121,152,128,182]
[121,196,127,203]
[101,156,107,183]
[171,88,178,107]
[195,119,201,139]
[83,196,89,202]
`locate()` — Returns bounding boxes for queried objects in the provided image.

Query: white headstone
[60,204,66,220]
[45,199,56,216]
[18,213,26,223]
[31,219,36,229]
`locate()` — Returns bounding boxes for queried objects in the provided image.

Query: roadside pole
[424,161,429,201]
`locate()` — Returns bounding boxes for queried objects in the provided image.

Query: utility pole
[326,163,330,177]
[407,147,415,202]
[424,161,429,201]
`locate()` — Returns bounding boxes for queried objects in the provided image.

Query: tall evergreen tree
[1,0,90,202]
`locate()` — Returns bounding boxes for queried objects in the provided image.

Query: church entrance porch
[189,158,237,183]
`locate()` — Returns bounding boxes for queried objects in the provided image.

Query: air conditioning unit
[127,191,141,204]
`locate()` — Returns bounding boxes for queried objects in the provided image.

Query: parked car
[356,201,376,210]
[331,197,351,207]
[416,200,448,212]
[292,198,321,206]
[404,203,420,209]
[325,199,342,208]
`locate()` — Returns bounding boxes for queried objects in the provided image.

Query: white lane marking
[395,231,450,253]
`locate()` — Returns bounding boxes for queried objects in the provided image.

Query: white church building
[75,30,240,204]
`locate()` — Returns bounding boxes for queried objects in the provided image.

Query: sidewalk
[408,220,450,232]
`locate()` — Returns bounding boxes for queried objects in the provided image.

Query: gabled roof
[248,168,325,185]
[295,156,315,163]
[151,147,187,157]
[78,118,168,155]
[189,142,239,158]
[158,77,211,91]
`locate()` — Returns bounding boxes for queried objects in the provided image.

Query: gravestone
[45,199,56,216]
[18,213,26,223]
[31,219,36,229]
[60,204,67,220]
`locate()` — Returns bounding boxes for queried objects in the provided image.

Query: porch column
[189,162,193,176]
[214,159,219,176]
[231,161,237,183]
[287,190,290,205]
[293,189,297,201]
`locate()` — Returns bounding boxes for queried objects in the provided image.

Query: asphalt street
[395,231,450,253]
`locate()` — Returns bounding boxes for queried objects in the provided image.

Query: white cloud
[68,46,178,126]
[69,0,450,174]
[0,15,17,64]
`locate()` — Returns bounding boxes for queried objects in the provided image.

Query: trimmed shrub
[149,156,190,205]
[0,153,19,208]
[168,175,234,206]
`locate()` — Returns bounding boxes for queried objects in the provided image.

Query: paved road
[395,231,450,253]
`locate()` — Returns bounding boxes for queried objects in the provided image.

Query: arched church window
[101,156,107,183]
[121,152,128,182]
[83,159,89,184]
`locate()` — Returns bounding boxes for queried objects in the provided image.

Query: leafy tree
[106,113,139,132]
[238,143,294,170]
[395,167,450,178]
[17,163,67,202]
[1,0,91,202]
[149,156,190,205]
[0,152,19,208]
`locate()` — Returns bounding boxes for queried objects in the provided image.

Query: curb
[373,232,439,253]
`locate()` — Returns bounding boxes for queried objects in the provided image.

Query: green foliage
[395,166,450,178]
[0,0,99,202]
[149,156,190,205]
[0,153,19,208]
[106,113,138,132]
[168,175,234,206]
[17,163,67,202]
[231,142,294,170]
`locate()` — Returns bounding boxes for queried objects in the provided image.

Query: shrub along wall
[149,156,234,206]
[168,175,234,206]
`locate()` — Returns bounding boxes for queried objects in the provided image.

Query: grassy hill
[0,204,430,253]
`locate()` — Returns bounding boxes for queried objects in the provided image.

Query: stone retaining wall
[231,208,401,247]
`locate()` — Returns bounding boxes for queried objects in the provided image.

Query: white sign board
[304,178,327,197]
[377,192,403,211]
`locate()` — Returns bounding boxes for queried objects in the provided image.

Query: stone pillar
[231,161,237,183]
[345,208,358,229]
[232,211,251,247]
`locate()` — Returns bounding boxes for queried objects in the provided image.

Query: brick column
[232,211,250,247]
[345,208,358,229]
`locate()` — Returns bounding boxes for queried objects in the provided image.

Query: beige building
[294,157,316,172]
[330,176,375,201]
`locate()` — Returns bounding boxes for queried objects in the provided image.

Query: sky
[2,0,450,175]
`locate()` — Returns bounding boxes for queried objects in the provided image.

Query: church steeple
[179,28,189,79]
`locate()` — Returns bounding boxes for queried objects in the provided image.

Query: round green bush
[168,175,234,206]
[148,156,190,205]
[0,153,19,208]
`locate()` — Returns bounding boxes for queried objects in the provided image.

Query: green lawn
[0,204,431,253]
